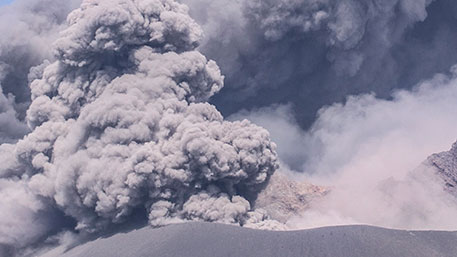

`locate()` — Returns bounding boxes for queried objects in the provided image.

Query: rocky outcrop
[255,172,328,223]
[425,141,457,194]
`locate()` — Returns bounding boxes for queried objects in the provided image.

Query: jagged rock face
[425,141,457,194]
[255,172,328,223]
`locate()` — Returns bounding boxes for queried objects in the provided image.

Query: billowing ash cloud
[0,0,279,253]
[0,0,82,143]
[181,0,457,127]
[229,104,308,171]
[3,0,457,254]
[234,66,457,230]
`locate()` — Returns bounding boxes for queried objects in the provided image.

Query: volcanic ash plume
[0,0,279,251]
[0,0,82,144]
[182,0,455,128]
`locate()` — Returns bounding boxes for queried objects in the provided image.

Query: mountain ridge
[38,222,457,257]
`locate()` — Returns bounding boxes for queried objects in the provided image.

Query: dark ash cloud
[0,0,82,143]
[182,0,457,128]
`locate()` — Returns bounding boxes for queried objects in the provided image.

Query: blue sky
[0,0,13,6]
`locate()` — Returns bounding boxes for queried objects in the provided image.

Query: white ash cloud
[302,69,457,179]
[0,0,279,253]
[232,66,457,230]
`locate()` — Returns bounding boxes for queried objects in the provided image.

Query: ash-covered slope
[425,141,457,193]
[39,222,457,257]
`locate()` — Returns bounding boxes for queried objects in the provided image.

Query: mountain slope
[39,222,457,257]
